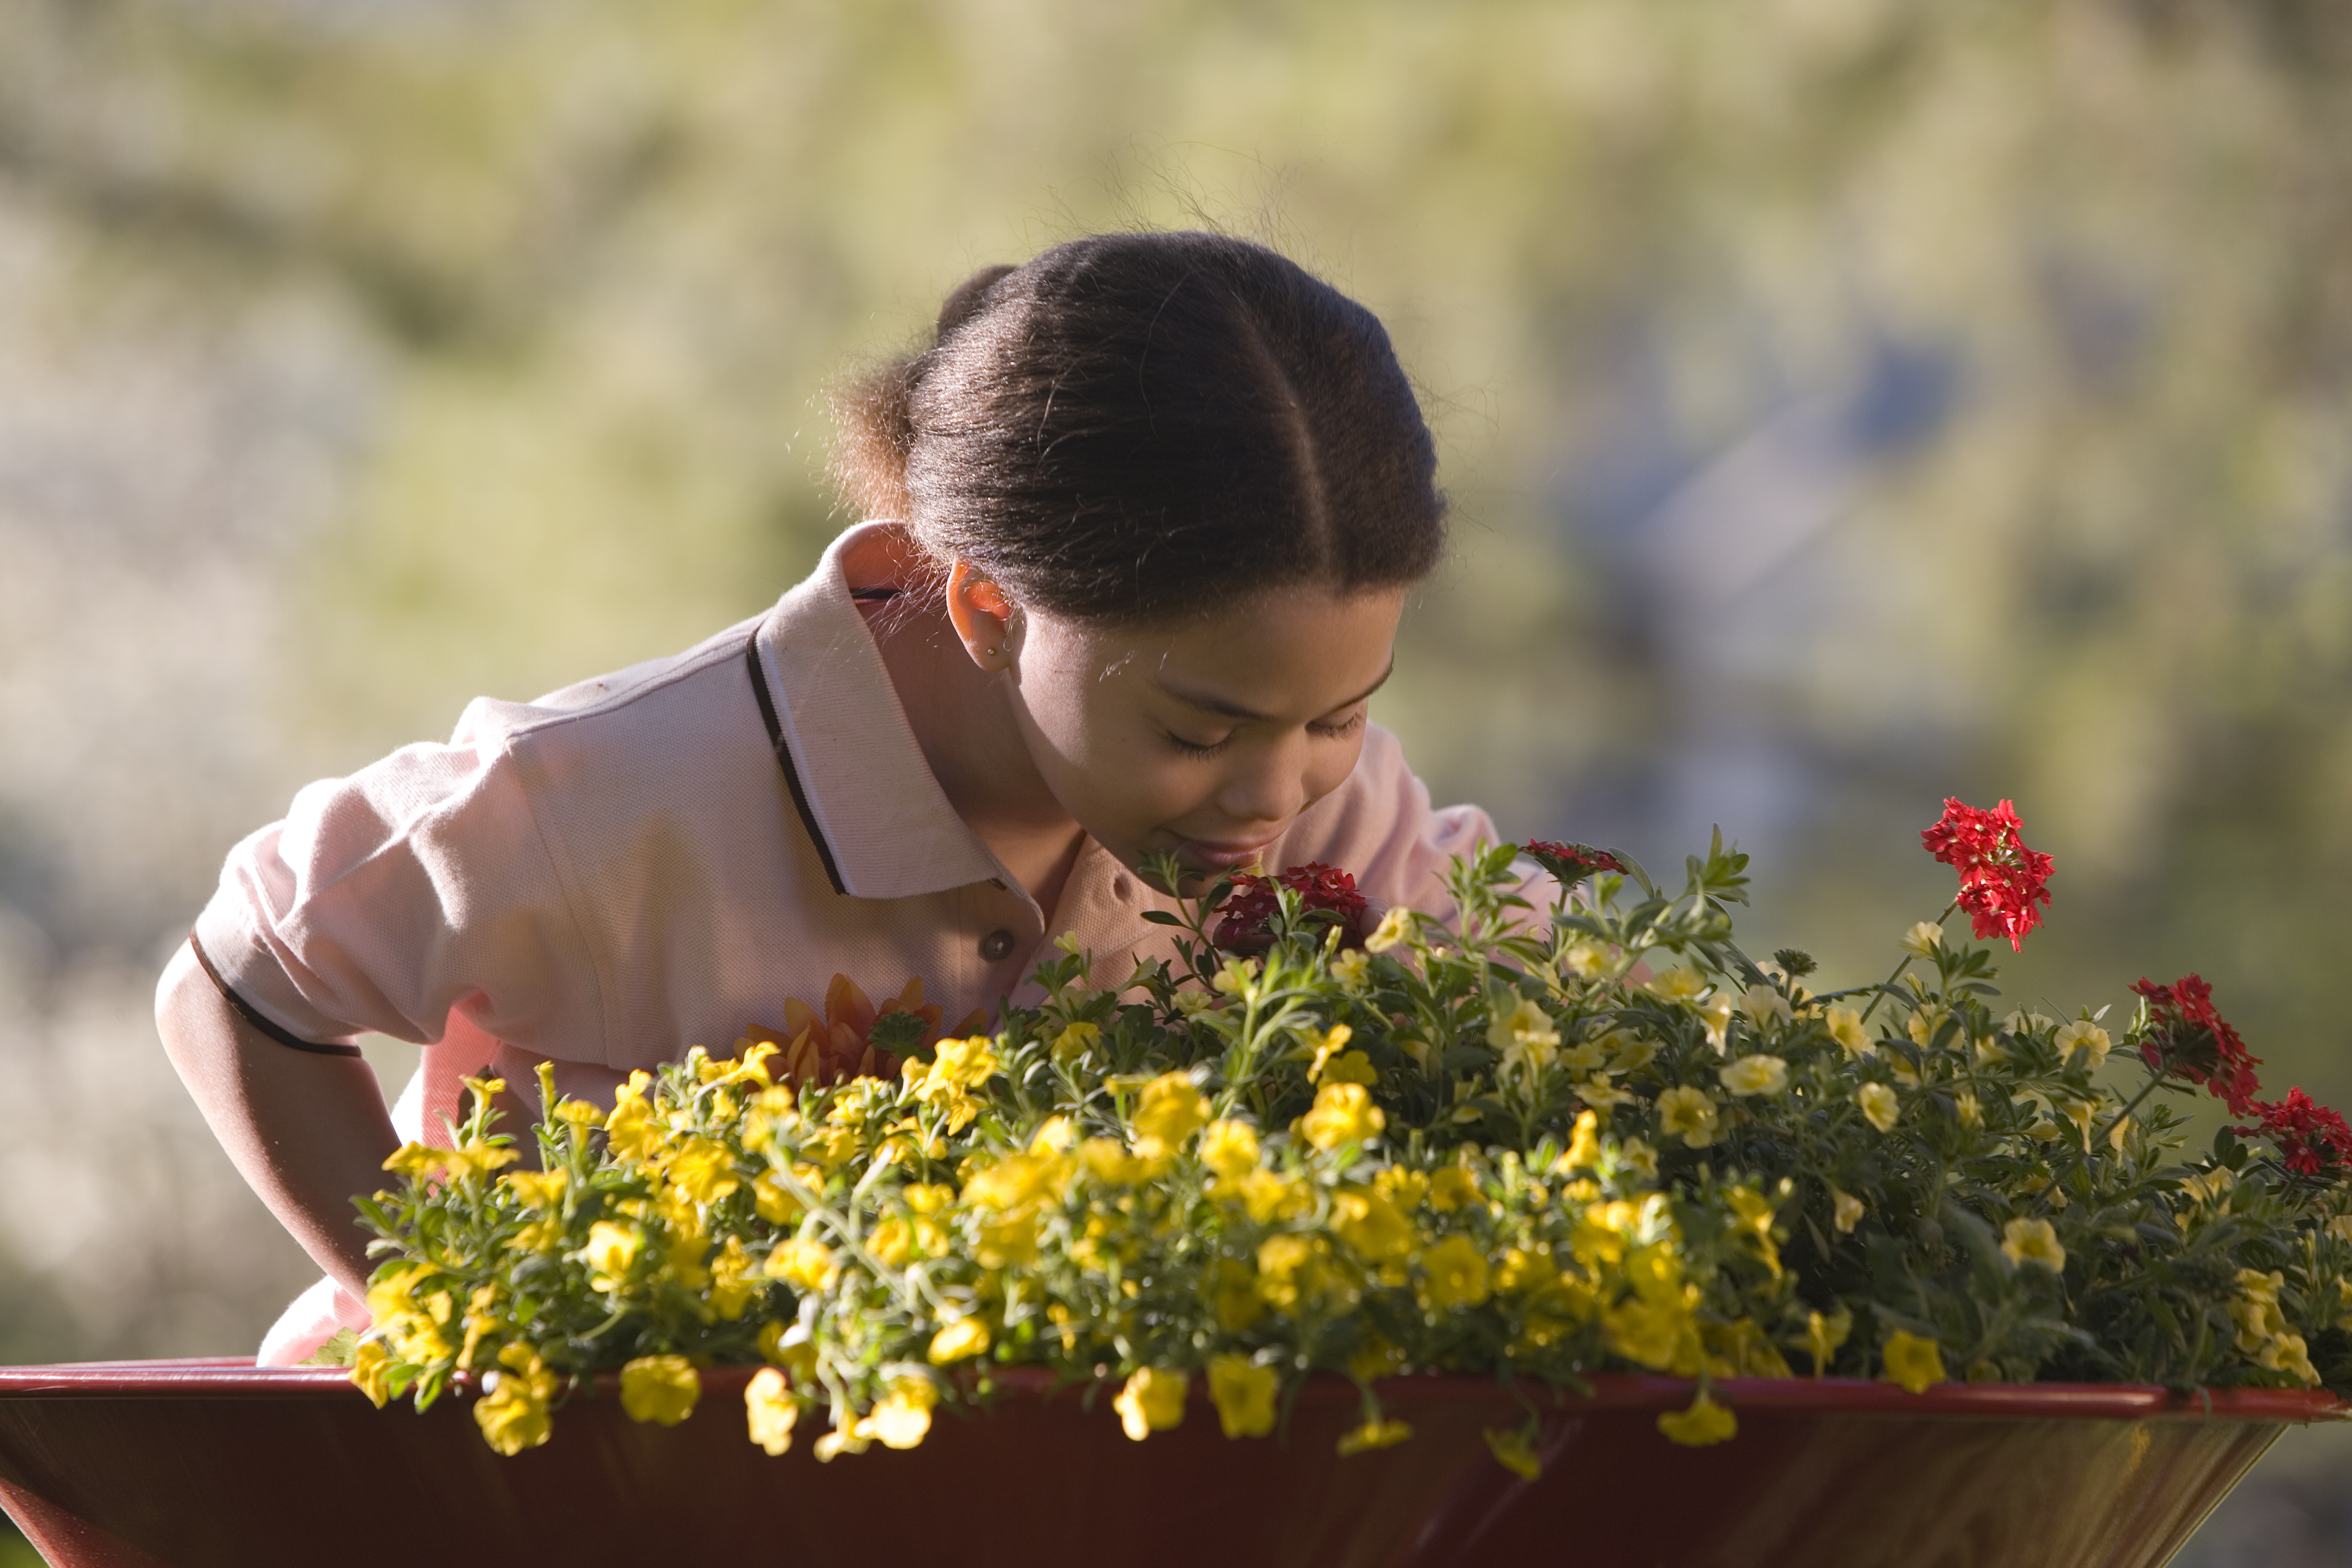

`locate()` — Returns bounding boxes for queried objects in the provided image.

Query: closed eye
[1168,732,1232,760]
[1312,711,1368,740]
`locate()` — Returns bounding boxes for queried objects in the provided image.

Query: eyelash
[1167,713,1365,760]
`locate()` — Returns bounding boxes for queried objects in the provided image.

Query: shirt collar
[752,522,1007,901]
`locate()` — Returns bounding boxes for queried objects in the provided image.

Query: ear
[944,559,1017,672]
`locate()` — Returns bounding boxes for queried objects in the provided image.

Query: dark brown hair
[831,232,1446,622]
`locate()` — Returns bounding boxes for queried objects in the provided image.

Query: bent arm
[156,940,399,1300]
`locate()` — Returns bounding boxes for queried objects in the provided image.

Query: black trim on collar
[745,632,849,896]
[186,929,365,1057]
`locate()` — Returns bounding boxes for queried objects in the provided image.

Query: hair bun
[936,264,1017,340]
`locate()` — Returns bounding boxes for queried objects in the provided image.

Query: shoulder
[452,613,769,756]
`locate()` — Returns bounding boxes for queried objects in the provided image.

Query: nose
[1212,733,1311,831]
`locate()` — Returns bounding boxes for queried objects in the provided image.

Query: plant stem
[2099,1071,2168,1148]
[1859,899,1960,1024]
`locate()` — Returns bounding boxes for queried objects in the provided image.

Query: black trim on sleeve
[186,929,366,1058]
[745,633,849,896]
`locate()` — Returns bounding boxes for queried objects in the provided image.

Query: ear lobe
[945,559,1016,671]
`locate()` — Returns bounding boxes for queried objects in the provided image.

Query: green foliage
[354,840,2352,1464]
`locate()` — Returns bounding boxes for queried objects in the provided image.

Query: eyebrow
[1152,661,1395,724]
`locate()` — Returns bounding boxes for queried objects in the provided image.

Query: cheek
[1303,732,1369,807]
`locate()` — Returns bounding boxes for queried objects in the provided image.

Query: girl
[156,231,1514,1363]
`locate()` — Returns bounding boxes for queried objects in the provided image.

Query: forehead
[1066,584,1406,717]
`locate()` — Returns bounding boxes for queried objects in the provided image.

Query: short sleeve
[1272,724,1556,926]
[190,700,607,1059]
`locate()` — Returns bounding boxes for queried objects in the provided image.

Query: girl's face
[999,582,1407,885]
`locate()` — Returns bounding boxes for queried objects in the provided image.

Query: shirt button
[979,929,1017,962]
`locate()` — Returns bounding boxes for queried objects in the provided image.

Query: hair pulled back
[831,232,1445,622]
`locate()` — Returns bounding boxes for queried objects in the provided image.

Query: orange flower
[743,976,988,1089]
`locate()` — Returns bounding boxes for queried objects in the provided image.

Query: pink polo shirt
[195,522,1506,1160]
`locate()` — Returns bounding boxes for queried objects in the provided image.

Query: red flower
[1211,862,1369,952]
[2244,1088,2352,1181]
[2132,974,2263,1117]
[1521,840,1627,884]
[1920,797,2054,951]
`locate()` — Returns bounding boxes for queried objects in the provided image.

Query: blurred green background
[3,0,2350,1558]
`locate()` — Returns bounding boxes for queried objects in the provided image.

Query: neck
[871,598,1085,910]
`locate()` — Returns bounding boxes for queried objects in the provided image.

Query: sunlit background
[5,0,2352,1559]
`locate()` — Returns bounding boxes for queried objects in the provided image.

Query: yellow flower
[1301,1081,1386,1152]
[869,1376,938,1449]
[1207,1354,1277,1439]
[752,1172,806,1225]
[500,1168,568,1210]
[1429,1165,1481,1211]
[1900,921,1943,957]
[554,1099,605,1129]
[928,1317,993,1365]
[1825,1005,1874,1058]
[1698,994,1736,1052]
[1881,1331,1946,1393]
[708,1237,759,1320]
[1832,1188,1865,1233]
[1050,1021,1102,1063]
[2059,1096,2097,1152]
[2001,1217,2066,1273]
[1079,1137,1152,1186]
[1739,984,1793,1029]
[1028,1115,1078,1153]
[1132,1073,1211,1160]
[470,1342,558,1455]
[620,1354,701,1426]
[1215,1167,1310,1224]
[1320,1049,1379,1088]
[1301,1023,1355,1079]
[1363,908,1413,953]
[1483,1424,1542,1480]
[473,1372,554,1456]
[1562,939,1613,980]
[1805,1307,1852,1376]
[1719,1054,1788,1098]
[1487,995,1560,1058]
[1213,957,1260,997]
[1376,1168,1431,1210]
[925,1034,1002,1095]
[2180,1167,2236,1208]
[1857,1083,1900,1133]
[582,1220,643,1291]
[2054,1019,2112,1070]
[1114,1366,1188,1441]
[1557,1109,1602,1175]
[1337,1417,1413,1455]
[1656,1085,1719,1148]
[1331,1187,1415,1262]
[745,1365,799,1455]
[1647,966,1707,1002]
[602,1084,661,1162]
[1416,1233,1492,1311]
[1955,1091,1983,1129]
[1199,1119,1261,1179]
[764,1237,838,1293]
[665,1137,741,1206]
[962,1149,1072,1212]
[1656,1391,1737,1447]
[1618,1139,1660,1181]
[1331,948,1372,992]
[350,1338,394,1408]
